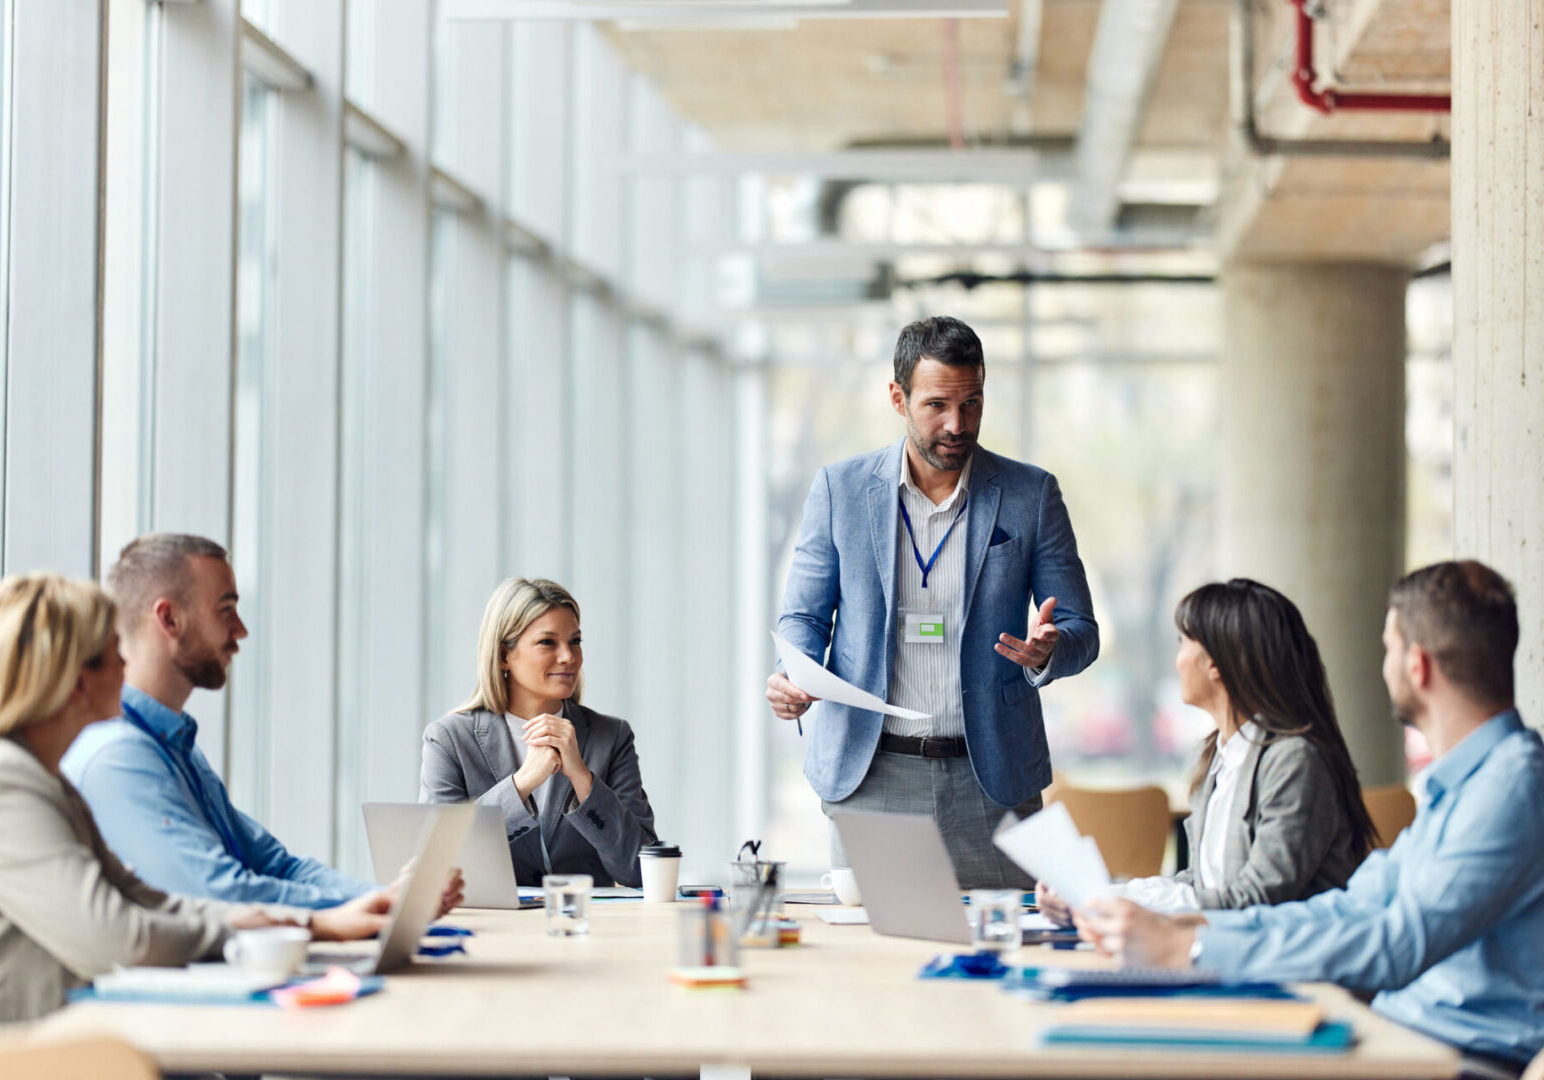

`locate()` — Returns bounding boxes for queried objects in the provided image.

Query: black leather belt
[879,733,968,758]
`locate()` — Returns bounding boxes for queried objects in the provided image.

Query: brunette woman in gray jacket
[1039,579,1377,922]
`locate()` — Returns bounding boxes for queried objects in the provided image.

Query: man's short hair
[106,533,229,633]
[1389,560,1517,706]
[893,316,985,396]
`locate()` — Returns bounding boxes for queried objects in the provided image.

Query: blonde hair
[0,573,118,737]
[457,578,583,715]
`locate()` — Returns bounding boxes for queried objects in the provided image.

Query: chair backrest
[1361,783,1417,849]
[1044,782,1172,879]
[0,1036,156,1080]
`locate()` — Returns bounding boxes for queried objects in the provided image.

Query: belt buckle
[920,737,948,759]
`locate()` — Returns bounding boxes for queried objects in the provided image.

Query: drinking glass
[968,889,1021,952]
[543,874,593,937]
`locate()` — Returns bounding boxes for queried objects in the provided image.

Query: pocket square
[989,526,1013,547]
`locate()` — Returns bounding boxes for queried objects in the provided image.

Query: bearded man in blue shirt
[64,534,459,912]
[1078,559,1544,1071]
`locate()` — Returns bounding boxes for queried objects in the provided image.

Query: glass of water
[968,889,1021,953]
[543,874,593,937]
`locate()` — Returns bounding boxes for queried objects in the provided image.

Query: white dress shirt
[886,452,973,738]
[1112,720,1262,913]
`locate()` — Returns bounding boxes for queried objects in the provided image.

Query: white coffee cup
[820,867,862,906]
[638,842,682,902]
[222,926,310,982]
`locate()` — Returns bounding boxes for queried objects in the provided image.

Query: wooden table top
[31,900,1460,1078]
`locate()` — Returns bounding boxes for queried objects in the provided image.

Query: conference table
[31,900,1461,1079]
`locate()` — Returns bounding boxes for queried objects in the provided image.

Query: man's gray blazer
[1174,733,1364,908]
[419,701,656,888]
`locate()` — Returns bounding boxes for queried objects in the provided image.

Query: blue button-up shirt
[1198,710,1544,1064]
[61,685,374,909]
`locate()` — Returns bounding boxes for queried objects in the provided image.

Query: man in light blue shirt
[64,534,377,908]
[1079,560,1544,1069]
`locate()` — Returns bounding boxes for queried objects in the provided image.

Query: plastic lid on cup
[640,842,682,857]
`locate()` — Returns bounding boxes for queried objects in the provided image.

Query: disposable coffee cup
[222,926,309,982]
[639,842,682,902]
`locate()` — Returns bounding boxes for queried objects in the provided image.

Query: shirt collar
[121,684,199,751]
[1213,718,1261,773]
[1423,708,1522,806]
[900,448,973,511]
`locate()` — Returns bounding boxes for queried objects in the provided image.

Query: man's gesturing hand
[996,596,1058,671]
[766,672,818,721]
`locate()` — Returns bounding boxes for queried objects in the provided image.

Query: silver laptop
[313,802,477,975]
[364,802,532,910]
[831,810,971,945]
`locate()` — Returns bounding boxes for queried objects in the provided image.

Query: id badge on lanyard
[902,609,947,645]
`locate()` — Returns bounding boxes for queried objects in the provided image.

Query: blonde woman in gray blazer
[421,578,656,888]
[0,574,393,1022]
[1041,579,1376,922]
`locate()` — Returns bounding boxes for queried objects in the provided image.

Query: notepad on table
[1040,998,1355,1053]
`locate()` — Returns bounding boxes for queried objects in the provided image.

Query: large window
[229,75,279,811]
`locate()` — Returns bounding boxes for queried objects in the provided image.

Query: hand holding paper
[992,802,1112,909]
[771,632,930,722]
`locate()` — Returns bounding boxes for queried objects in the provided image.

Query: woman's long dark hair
[1176,578,1378,855]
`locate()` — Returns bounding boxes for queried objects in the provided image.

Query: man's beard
[908,418,976,472]
[174,640,229,691]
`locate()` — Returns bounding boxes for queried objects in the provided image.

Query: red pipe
[1288,0,1450,114]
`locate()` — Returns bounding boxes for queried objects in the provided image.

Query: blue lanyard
[898,491,969,589]
[119,700,250,870]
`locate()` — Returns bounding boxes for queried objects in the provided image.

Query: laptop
[830,810,971,945]
[312,801,478,976]
[364,802,536,910]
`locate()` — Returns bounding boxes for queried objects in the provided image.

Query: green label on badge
[919,622,943,637]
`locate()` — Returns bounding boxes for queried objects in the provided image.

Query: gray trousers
[822,748,1043,889]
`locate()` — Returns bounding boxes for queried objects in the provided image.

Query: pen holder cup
[676,903,739,969]
[728,858,785,948]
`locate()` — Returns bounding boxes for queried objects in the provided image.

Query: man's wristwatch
[1187,933,1204,967]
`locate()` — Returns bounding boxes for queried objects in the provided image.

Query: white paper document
[771,632,930,722]
[992,803,1112,909]
[816,907,870,925]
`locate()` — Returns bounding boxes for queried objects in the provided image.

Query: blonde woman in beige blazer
[0,573,394,1023]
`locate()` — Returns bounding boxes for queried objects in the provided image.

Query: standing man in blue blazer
[767,316,1099,888]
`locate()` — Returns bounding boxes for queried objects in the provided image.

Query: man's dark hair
[1388,560,1517,707]
[106,533,229,635]
[893,316,984,396]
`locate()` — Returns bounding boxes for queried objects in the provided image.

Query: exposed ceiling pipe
[1289,0,1450,113]
[1235,0,1450,158]
[1067,0,1181,236]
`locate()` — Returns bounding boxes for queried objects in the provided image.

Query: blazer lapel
[1224,736,1268,878]
[960,450,1001,629]
[867,440,903,622]
[1190,760,1218,859]
[472,709,517,785]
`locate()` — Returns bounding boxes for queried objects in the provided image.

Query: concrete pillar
[1220,263,1407,785]
[1452,2,1544,725]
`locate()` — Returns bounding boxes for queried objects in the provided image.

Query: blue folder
[1041,1019,1356,1053]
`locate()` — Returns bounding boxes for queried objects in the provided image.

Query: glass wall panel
[229,75,279,813]
[566,289,627,713]
[334,146,375,874]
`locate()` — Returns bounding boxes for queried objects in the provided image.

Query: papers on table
[771,632,930,722]
[91,963,286,1003]
[993,803,1111,909]
[1021,912,1062,931]
[816,907,871,925]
